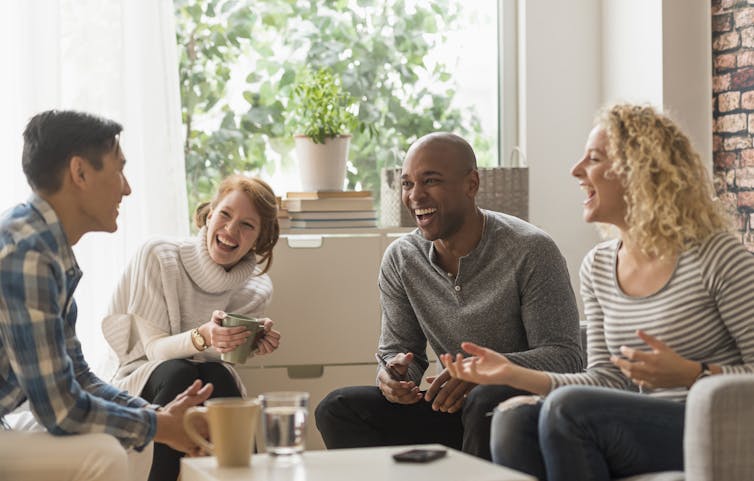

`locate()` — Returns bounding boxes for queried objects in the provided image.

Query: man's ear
[68,156,88,189]
[466,169,480,198]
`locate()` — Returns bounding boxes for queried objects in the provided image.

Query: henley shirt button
[454,285,461,292]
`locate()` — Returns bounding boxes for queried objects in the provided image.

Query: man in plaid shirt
[0,110,213,481]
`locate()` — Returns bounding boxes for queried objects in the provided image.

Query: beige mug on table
[183,398,261,467]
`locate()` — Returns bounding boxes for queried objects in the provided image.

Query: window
[176,0,511,215]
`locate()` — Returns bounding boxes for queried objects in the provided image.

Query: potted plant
[287,68,359,191]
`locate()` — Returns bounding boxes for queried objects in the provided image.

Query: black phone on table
[392,448,447,463]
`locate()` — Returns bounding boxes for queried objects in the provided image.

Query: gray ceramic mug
[220,313,265,364]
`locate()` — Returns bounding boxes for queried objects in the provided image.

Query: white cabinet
[237,230,410,450]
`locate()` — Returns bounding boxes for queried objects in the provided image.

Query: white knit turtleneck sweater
[102,227,273,397]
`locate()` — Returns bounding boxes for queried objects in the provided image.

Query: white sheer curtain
[0,0,189,366]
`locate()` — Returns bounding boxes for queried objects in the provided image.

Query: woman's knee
[143,360,201,403]
[197,362,240,397]
[490,396,543,469]
[541,386,598,422]
[539,385,605,441]
[491,396,542,446]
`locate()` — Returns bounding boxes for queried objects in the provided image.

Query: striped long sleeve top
[548,232,754,402]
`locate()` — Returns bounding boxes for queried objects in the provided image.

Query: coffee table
[180,444,535,481]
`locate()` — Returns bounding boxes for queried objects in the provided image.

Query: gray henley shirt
[378,209,583,383]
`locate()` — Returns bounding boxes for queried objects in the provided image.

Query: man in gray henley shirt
[315,132,582,460]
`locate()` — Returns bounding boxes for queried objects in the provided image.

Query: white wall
[602,0,712,164]
[661,0,713,167]
[523,0,712,315]
[520,0,603,313]
[602,0,664,106]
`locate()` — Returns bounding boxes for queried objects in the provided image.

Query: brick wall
[713,0,754,249]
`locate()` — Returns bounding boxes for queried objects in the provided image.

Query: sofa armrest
[684,374,754,481]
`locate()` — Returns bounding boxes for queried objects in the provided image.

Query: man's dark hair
[22,110,123,193]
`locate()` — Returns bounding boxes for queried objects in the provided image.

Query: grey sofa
[682,374,754,481]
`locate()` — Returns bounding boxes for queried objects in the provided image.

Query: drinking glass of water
[259,391,309,455]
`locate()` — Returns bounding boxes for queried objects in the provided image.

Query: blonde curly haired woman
[440,104,754,480]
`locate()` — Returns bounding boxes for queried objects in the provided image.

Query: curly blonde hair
[599,104,732,258]
[194,175,280,274]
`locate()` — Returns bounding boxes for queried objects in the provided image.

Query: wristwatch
[694,362,712,385]
[191,328,208,351]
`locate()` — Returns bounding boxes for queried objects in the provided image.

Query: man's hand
[154,379,213,453]
[424,367,475,414]
[377,352,422,404]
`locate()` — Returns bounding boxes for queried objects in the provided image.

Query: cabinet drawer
[248,235,383,366]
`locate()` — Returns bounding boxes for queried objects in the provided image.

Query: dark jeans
[491,386,685,481]
[314,384,528,460]
[140,359,241,481]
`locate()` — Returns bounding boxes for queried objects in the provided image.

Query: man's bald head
[406,132,477,174]
[400,132,480,242]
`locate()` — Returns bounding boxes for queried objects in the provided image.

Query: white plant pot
[294,134,351,191]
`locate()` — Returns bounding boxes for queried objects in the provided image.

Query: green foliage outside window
[175,0,492,217]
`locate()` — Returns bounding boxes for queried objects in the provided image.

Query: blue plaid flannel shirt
[0,194,156,449]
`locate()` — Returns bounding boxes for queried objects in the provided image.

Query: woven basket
[380,167,529,227]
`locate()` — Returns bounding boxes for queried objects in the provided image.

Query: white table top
[181,444,535,481]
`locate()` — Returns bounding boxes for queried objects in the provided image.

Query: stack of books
[276,196,291,229]
[282,191,377,229]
